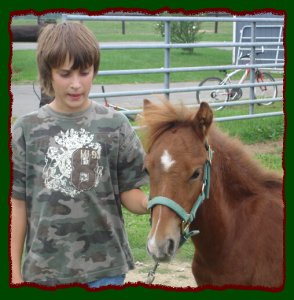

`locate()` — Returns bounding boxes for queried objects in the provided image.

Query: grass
[11,48,233,84]
[11,15,235,84]
[11,16,234,42]
[83,20,234,43]
[256,153,283,173]
[215,103,284,144]
[10,17,282,85]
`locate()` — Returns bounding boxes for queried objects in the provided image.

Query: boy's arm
[120,189,149,215]
[10,198,27,284]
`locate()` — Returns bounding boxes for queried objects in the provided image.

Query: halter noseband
[147,142,214,247]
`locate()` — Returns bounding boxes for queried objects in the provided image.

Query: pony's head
[140,100,213,262]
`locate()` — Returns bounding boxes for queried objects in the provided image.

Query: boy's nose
[70,76,82,89]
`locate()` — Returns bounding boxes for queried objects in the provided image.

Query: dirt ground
[125,139,283,288]
[245,139,283,155]
[125,260,197,288]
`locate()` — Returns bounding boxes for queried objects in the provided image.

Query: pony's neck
[194,126,282,258]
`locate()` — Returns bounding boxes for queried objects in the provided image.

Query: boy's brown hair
[37,22,100,96]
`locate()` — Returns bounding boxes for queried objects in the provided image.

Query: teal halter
[147,142,214,247]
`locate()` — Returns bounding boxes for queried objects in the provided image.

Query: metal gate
[62,14,285,122]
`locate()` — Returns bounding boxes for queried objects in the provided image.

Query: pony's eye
[190,169,200,180]
[144,168,149,176]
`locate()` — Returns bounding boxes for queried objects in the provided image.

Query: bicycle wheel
[254,71,277,105]
[196,77,229,110]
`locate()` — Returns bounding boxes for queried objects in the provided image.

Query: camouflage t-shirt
[11,101,148,286]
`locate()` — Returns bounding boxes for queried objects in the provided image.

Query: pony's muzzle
[147,236,178,262]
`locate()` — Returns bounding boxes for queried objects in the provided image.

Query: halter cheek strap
[147,143,214,247]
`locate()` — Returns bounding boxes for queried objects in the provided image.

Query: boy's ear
[193,102,213,140]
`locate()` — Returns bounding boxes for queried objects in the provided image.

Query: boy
[10,22,149,288]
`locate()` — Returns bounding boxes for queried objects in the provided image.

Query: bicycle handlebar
[239,52,263,59]
[238,46,265,60]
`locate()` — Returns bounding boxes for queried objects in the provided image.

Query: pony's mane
[140,100,196,150]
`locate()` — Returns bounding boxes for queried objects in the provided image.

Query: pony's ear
[143,99,153,110]
[193,102,213,139]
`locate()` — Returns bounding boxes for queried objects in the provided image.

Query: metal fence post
[164,21,171,100]
[249,21,257,115]
[61,14,67,22]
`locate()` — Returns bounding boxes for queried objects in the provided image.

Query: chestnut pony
[141,99,284,288]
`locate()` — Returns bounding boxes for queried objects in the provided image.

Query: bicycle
[196,50,278,110]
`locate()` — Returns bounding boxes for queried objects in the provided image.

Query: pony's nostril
[167,239,175,256]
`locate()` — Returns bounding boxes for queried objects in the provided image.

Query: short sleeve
[117,118,148,192]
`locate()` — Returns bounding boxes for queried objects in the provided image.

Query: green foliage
[155,21,203,53]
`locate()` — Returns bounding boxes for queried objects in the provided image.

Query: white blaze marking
[148,206,162,254]
[161,150,176,172]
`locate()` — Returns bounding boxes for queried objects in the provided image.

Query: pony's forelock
[139,100,195,151]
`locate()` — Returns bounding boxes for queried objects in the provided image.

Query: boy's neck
[48,98,92,114]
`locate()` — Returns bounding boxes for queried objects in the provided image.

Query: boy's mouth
[68,93,82,100]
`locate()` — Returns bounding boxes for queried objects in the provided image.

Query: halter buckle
[207,144,214,164]
[182,220,190,233]
[201,181,206,194]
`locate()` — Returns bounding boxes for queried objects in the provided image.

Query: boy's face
[50,55,94,113]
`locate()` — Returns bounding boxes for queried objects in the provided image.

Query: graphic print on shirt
[43,128,103,197]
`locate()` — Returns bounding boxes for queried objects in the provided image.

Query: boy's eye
[59,71,70,77]
[80,70,90,76]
